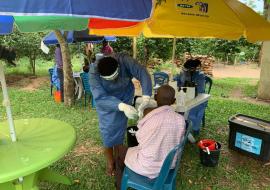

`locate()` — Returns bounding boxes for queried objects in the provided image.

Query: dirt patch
[242,97,270,106]
[229,96,270,106]
[63,140,103,174]
[230,88,243,99]
[213,64,260,79]
[228,149,254,166]
[226,148,270,189]
[229,80,270,106]
[6,75,49,91]
[229,89,270,106]
[72,140,103,157]
[21,76,49,91]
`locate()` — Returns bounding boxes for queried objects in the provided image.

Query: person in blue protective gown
[174,59,207,135]
[89,52,152,177]
[54,44,64,102]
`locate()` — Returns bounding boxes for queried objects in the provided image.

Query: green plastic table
[0,118,76,190]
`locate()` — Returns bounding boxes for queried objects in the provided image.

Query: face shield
[100,67,119,81]
[95,53,105,64]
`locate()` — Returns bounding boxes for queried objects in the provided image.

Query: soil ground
[5,64,268,106]
[213,63,260,79]
[6,75,49,91]
[5,63,261,90]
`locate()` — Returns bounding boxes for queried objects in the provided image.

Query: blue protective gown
[89,53,152,147]
[175,70,207,132]
[52,66,60,90]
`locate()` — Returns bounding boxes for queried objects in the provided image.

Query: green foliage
[111,36,173,63]
[111,35,261,65]
[0,30,261,70]
[0,27,47,59]
[112,36,173,63]
[175,38,193,56]
[0,27,50,74]
[111,37,132,55]
[4,57,54,76]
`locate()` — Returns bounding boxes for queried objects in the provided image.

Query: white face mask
[100,67,119,81]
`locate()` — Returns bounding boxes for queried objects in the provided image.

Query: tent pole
[0,63,16,142]
[171,37,176,80]
[133,37,137,59]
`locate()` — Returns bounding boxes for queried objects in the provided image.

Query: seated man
[125,85,185,178]
[114,85,185,190]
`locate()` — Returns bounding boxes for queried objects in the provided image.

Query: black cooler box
[228,114,270,161]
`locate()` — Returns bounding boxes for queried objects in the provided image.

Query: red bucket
[198,139,221,167]
[54,91,61,103]
[198,139,217,151]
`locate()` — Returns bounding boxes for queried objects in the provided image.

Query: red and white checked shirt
[124,105,185,179]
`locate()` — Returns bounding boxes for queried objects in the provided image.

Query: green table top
[0,118,76,183]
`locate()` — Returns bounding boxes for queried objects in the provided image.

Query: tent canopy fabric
[0,16,89,34]
[0,0,153,34]
[1,0,270,42]
[0,16,144,34]
[0,16,13,34]
[43,31,74,45]
[89,0,270,42]
[88,18,140,29]
[90,22,146,37]
[15,16,89,33]
[89,22,173,38]
[147,0,270,42]
[43,30,116,45]
[0,0,153,21]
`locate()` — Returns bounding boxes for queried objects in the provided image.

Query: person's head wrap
[183,59,201,71]
[97,56,119,80]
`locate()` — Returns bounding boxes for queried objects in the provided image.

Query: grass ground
[5,56,83,76]
[1,59,270,190]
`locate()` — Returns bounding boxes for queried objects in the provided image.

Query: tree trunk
[29,56,33,74]
[54,30,75,106]
[29,53,36,76]
[133,37,137,59]
[32,52,36,76]
[33,58,35,76]
[257,1,270,100]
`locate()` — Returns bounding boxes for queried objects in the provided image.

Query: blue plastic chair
[202,75,213,127]
[153,72,169,87]
[204,75,212,94]
[48,68,54,96]
[121,122,192,190]
[80,72,96,109]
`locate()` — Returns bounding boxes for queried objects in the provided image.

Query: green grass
[4,56,84,76]
[211,78,259,99]
[1,63,270,190]
[152,60,180,75]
